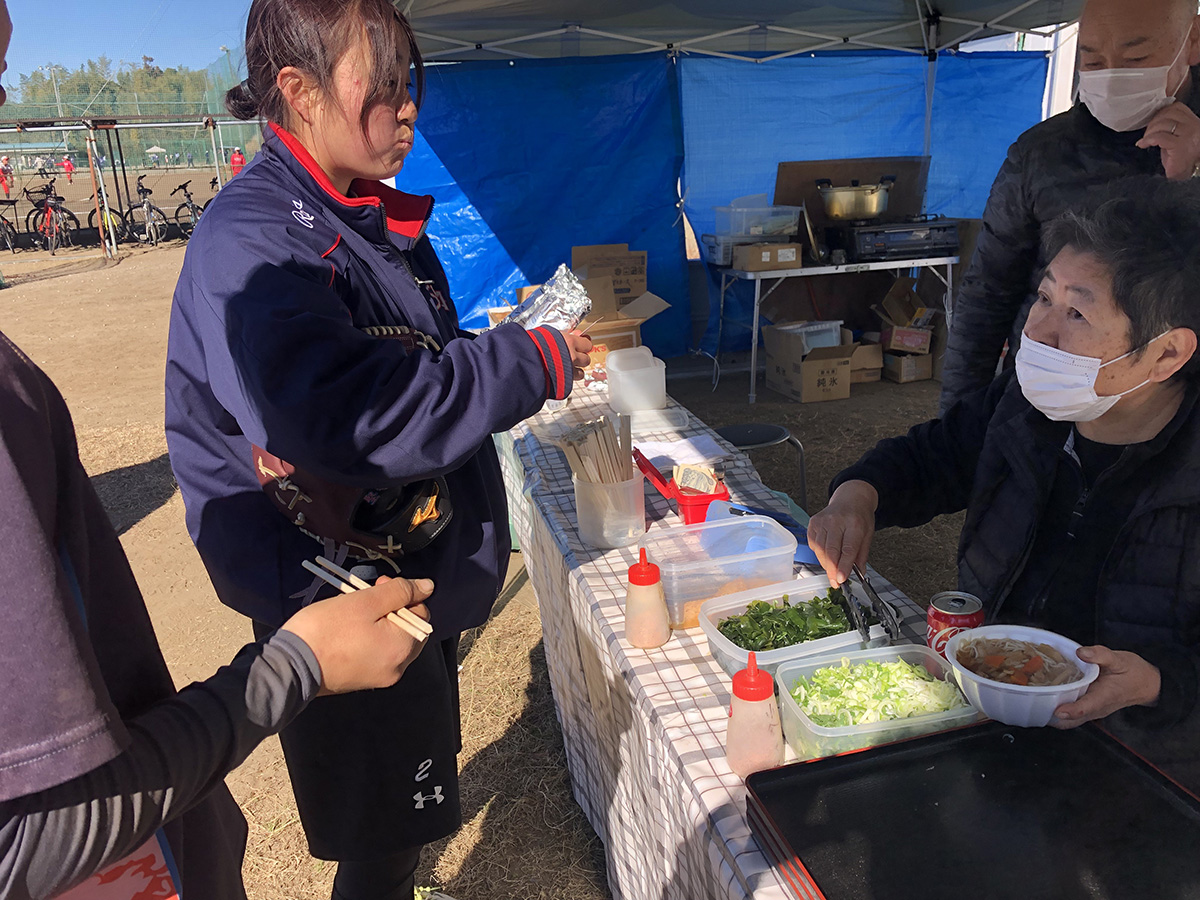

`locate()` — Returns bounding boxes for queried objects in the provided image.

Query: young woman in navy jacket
[165,0,591,895]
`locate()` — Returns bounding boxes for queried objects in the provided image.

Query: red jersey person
[229,147,246,177]
[62,155,74,184]
[0,156,10,197]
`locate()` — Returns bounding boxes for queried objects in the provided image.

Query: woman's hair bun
[225,81,259,121]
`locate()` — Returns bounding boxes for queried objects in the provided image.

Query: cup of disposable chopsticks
[301,556,434,641]
[562,416,645,550]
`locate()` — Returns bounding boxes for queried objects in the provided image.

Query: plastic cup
[574,475,647,549]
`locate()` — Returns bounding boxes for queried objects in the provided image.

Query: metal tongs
[847,564,903,644]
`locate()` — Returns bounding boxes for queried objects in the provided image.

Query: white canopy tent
[403,0,1081,62]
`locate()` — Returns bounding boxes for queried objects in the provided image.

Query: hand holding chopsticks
[281,564,435,694]
[301,557,434,641]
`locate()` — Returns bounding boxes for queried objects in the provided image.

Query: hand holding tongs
[847,563,902,644]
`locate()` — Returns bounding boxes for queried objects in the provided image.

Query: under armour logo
[413,786,444,809]
[292,199,315,228]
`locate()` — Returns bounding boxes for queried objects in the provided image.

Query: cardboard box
[881,326,933,355]
[762,324,854,403]
[578,277,671,380]
[487,305,516,326]
[841,327,884,383]
[515,285,540,303]
[883,351,934,383]
[572,244,648,303]
[874,278,937,329]
[731,242,804,273]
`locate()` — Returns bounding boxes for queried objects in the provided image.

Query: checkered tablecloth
[497,389,926,900]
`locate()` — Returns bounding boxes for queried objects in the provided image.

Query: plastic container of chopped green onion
[775,644,980,760]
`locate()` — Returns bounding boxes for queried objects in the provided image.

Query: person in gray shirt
[0,328,433,900]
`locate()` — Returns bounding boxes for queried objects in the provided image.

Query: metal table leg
[749,277,762,403]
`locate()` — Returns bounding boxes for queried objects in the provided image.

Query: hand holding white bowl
[1050,645,1162,729]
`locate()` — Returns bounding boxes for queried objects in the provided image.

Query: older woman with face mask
[940,0,1200,415]
[808,175,1200,790]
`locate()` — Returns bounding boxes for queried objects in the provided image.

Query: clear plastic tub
[606,347,667,414]
[699,575,886,677]
[638,517,797,629]
[713,205,803,237]
[775,644,981,760]
[574,475,646,549]
[772,320,845,355]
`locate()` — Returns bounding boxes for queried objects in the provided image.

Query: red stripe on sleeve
[526,330,553,398]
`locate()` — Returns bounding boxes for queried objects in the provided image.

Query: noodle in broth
[956,637,1083,686]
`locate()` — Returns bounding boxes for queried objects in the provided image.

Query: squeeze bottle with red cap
[726,651,784,777]
[625,548,670,649]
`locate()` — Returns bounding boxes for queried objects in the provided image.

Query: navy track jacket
[165,124,572,635]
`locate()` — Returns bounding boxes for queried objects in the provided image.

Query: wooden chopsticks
[300,556,433,641]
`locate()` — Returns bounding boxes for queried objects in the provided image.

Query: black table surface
[747,721,1200,900]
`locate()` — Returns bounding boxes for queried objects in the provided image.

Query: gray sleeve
[0,628,321,900]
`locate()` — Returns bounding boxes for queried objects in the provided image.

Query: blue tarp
[396,50,1047,358]
[679,50,1048,353]
[396,54,692,357]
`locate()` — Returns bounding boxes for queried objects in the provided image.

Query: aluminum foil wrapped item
[501,264,591,331]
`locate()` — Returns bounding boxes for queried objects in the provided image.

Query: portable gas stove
[827,214,959,262]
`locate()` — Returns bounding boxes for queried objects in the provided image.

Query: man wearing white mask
[808,177,1200,789]
[939,0,1200,414]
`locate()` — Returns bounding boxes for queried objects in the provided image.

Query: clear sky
[5,0,252,92]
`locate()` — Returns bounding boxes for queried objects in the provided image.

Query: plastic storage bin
[699,575,886,677]
[638,516,797,629]
[713,205,803,237]
[771,320,845,356]
[574,475,646,549]
[775,644,981,760]
[607,347,667,414]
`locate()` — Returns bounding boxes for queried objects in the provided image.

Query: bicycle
[171,180,203,238]
[86,190,129,243]
[28,178,78,255]
[125,175,168,246]
[0,199,18,253]
[23,180,80,240]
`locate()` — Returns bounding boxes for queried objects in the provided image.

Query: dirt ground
[0,246,959,898]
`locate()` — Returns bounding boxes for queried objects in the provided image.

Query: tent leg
[923,55,938,163]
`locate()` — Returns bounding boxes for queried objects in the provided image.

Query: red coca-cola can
[927,591,984,658]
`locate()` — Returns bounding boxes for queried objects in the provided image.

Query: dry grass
[0,249,966,900]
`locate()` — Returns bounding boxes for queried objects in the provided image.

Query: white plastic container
[573,475,646,549]
[772,320,845,355]
[638,517,797,629]
[607,347,666,414]
[775,644,980,760]
[726,651,785,777]
[624,548,670,649]
[699,575,886,677]
[945,625,1101,728]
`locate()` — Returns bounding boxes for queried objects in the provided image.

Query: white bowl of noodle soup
[945,625,1101,727]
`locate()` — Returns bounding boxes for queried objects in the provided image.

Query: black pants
[331,845,422,900]
[253,622,463,861]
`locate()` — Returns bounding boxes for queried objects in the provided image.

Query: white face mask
[1015,332,1170,422]
[1077,31,1191,132]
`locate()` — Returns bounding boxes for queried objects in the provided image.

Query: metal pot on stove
[816,175,896,220]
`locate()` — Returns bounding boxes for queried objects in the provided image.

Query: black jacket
[939,75,1200,415]
[834,371,1200,788]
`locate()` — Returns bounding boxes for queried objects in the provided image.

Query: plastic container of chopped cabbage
[775,644,981,760]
